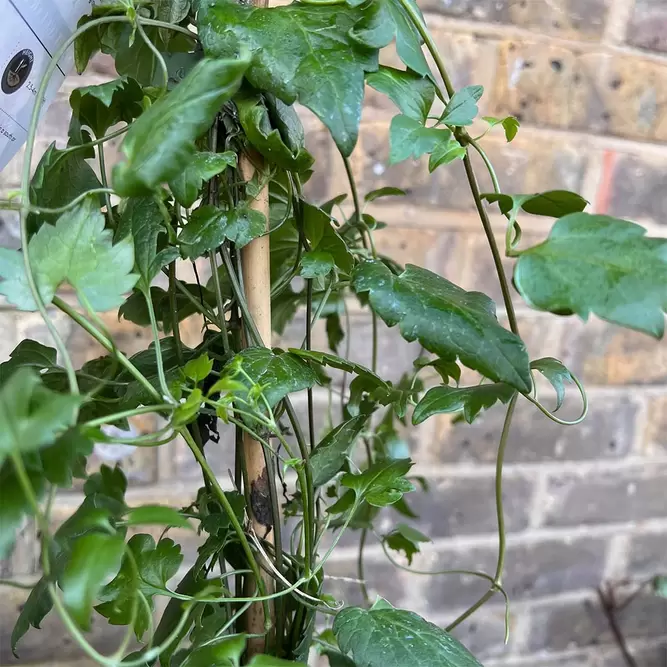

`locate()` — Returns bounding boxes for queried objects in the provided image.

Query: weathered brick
[0,210,20,250]
[628,0,667,54]
[446,604,516,660]
[542,465,667,527]
[402,472,534,538]
[491,43,667,142]
[358,124,588,213]
[0,522,40,579]
[431,393,637,464]
[0,310,18,362]
[561,318,667,386]
[423,535,609,612]
[303,128,337,204]
[601,641,667,667]
[0,586,130,665]
[626,531,667,580]
[643,396,667,456]
[497,653,592,667]
[526,594,667,653]
[421,0,610,41]
[607,152,667,226]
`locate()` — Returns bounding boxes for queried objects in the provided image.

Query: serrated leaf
[364,186,407,203]
[0,369,81,467]
[389,115,451,164]
[384,522,430,565]
[482,115,520,142]
[70,76,144,138]
[342,459,414,507]
[514,213,667,337]
[27,143,102,234]
[366,66,434,122]
[301,251,335,279]
[198,1,379,155]
[440,85,484,126]
[227,347,319,409]
[413,383,515,425]
[288,349,388,390]
[311,415,369,486]
[179,203,266,258]
[0,197,137,311]
[123,505,192,529]
[334,606,483,667]
[183,354,214,384]
[352,260,532,392]
[428,138,466,172]
[96,534,183,639]
[236,95,314,173]
[61,532,125,631]
[351,0,429,76]
[483,191,588,220]
[113,56,249,196]
[0,340,58,385]
[530,358,574,411]
[169,151,237,208]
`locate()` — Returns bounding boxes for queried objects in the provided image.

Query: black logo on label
[2,49,34,95]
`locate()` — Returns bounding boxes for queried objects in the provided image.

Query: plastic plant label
[0,0,96,170]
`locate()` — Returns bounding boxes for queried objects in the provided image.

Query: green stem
[97,143,114,228]
[168,263,185,366]
[357,528,370,606]
[144,288,177,403]
[136,19,168,93]
[59,126,129,156]
[209,254,230,354]
[83,404,174,429]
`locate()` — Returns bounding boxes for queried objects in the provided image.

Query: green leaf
[530,358,574,411]
[301,251,335,279]
[179,203,266,258]
[116,196,178,291]
[440,85,484,126]
[236,95,314,173]
[342,459,414,507]
[0,340,58,385]
[413,383,515,425]
[384,523,430,565]
[123,505,192,529]
[60,532,125,631]
[10,578,52,657]
[311,415,369,486]
[172,388,203,427]
[40,430,94,487]
[198,1,379,155]
[514,213,667,337]
[169,151,237,208]
[96,535,183,640]
[326,313,345,352]
[653,575,667,597]
[366,67,434,122]
[302,203,353,274]
[154,0,191,23]
[113,56,249,196]
[0,369,81,467]
[0,197,137,311]
[364,186,407,203]
[227,347,319,409]
[69,76,144,138]
[483,190,588,220]
[428,138,466,172]
[334,606,483,667]
[351,0,429,76]
[180,634,245,667]
[183,354,214,384]
[27,143,102,234]
[482,115,520,142]
[389,115,451,165]
[248,656,307,666]
[352,260,532,392]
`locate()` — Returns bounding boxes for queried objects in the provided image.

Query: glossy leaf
[154,0,191,23]
[311,415,369,486]
[236,95,314,173]
[198,0,379,155]
[301,251,335,279]
[341,459,414,507]
[183,354,214,384]
[366,66,434,122]
[531,358,574,411]
[0,197,137,311]
[428,138,466,172]
[413,383,515,425]
[389,115,451,164]
[179,203,266,258]
[514,213,667,337]
[0,340,58,385]
[123,505,192,529]
[113,56,249,196]
[483,191,588,221]
[61,532,125,630]
[69,76,143,138]
[302,202,353,274]
[440,85,484,126]
[169,151,237,208]
[180,634,245,667]
[0,369,81,467]
[10,578,52,657]
[482,115,520,142]
[334,605,483,667]
[384,523,430,564]
[352,260,532,392]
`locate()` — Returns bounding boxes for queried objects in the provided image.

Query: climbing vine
[0,0,665,665]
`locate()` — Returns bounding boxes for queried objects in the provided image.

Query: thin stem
[82,404,174,429]
[357,528,370,606]
[168,263,184,366]
[59,126,129,155]
[467,137,501,194]
[136,19,168,93]
[306,279,316,451]
[97,143,114,228]
[209,253,230,354]
[144,288,177,403]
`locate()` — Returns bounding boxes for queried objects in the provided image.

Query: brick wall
[1,1,667,665]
